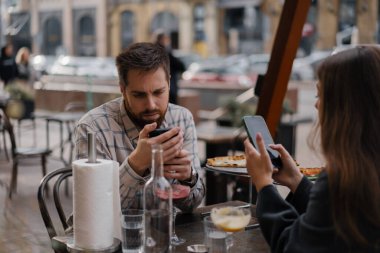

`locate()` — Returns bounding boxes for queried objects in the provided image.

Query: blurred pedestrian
[15,47,38,86]
[0,43,18,86]
[154,30,185,104]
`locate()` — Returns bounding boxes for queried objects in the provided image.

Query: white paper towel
[72,159,121,250]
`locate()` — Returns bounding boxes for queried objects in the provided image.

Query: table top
[173,201,269,252]
[54,201,269,253]
[46,112,84,122]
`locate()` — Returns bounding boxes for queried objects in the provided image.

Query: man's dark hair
[116,42,170,87]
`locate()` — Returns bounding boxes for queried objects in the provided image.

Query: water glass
[203,216,233,253]
[121,209,144,253]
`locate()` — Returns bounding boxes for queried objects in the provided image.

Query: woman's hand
[244,134,274,192]
[270,144,303,193]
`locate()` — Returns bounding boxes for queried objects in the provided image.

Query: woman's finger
[244,138,259,157]
[269,144,292,160]
[256,133,270,159]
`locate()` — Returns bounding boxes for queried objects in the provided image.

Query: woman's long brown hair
[317,46,380,245]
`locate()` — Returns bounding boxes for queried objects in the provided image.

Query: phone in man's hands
[242,116,282,168]
[148,128,172,138]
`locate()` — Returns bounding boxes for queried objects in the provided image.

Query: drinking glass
[171,184,190,246]
[171,207,186,245]
[121,209,144,253]
[203,216,233,253]
[210,206,251,232]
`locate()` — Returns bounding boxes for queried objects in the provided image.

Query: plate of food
[206,155,248,174]
[206,155,323,179]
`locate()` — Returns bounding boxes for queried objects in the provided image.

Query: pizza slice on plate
[206,155,246,168]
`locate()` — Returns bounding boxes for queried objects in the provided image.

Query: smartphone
[148,128,171,138]
[242,116,282,168]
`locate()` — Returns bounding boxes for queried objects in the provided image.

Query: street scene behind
[0,0,379,252]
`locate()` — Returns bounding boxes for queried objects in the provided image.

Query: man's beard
[124,101,167,129]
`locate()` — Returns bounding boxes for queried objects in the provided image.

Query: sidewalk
[0,82,323,252]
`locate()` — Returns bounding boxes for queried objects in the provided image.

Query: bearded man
[74,42,205,211]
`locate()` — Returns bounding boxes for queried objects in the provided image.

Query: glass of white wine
[210,206,251,233]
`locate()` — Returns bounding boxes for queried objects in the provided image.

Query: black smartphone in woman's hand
[242,116,282,168]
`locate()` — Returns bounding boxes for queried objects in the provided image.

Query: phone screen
[243,116,282,167]
[148,128,171,138]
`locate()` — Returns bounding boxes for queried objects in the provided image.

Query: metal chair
[0,113,9,161]
[38,167,72,253]
[0,109,52,198]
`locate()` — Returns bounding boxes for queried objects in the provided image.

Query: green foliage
[223,97,294,127]
[5,81,35,101]
[224,99,257,127]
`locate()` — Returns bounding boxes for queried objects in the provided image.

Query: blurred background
[0,1,378,251]
[0,0,376,114]
[0,0,376,80]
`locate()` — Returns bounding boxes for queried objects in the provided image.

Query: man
[74,42,205,211]
[0,43,18,86]
[155,31,185,104]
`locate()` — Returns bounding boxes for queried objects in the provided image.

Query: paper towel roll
[73,159,116,250]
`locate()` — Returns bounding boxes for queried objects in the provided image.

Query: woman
[0,43,18,86]
[244,45,380,252]
[16,47,37,86]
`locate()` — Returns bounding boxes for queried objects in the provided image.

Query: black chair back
[38,167,72,252]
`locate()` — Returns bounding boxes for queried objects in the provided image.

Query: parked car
[182,59,257,87]
[172,50,202,69]
[31,55,58,76]
[296,50,332,79]
[248,54,314,81]
[49,56,117,78]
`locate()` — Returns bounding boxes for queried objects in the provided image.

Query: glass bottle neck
[151,144,164,178]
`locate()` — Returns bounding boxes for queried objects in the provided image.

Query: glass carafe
[143,144,173,253]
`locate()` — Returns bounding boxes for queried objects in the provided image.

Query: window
[79,16,95,44]
[194,4,205,41]
[43,17,62,55]
[121,11,135,50]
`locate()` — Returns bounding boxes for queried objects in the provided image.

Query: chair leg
[9,159,18,198]
[17,120,21,146]
[33,118,36,147]
[2,131,9,161]
[42,155,47,177]
[42,155,50,197]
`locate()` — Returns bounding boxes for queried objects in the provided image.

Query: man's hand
[163,149,192,181]
[128,123,183,176]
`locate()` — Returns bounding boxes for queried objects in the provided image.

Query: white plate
[205,164,247,175]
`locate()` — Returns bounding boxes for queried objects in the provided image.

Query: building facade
[3,0,379,57]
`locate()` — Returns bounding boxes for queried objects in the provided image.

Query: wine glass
[210,206,251,233]
[171,184,191,246]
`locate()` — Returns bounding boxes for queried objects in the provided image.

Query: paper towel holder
[67,238,122,253]
[87,132,98,163]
